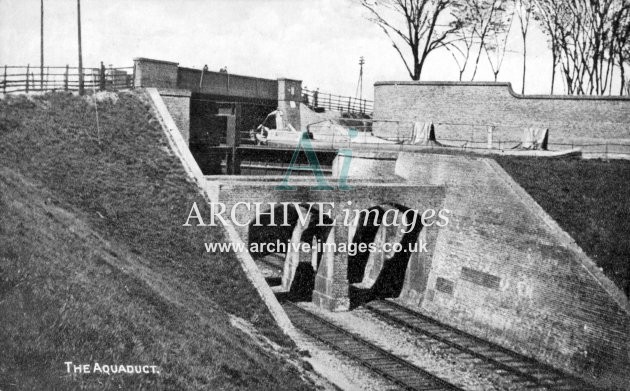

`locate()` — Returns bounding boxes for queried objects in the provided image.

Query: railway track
[283,301,464,391]
[255,253,285,271]
[365,300,596,391]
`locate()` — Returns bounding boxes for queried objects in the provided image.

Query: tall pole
[355,56,365,113]
[77,0,84,95]
[358,56,364,102]
[40,0,44,90]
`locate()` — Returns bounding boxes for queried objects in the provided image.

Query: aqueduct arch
[222,180,446,311]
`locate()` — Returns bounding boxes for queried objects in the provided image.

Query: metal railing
[298,119,630,159]
[302,88,373,115]
[1,63,134,94]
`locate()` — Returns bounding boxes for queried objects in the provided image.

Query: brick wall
[374,82,630,145]
[135,58,304,137]
[215,180,445,311]
[159,89,191,143]
[134,58,178,89]
[395,153,630,388]
[177,67,278,100]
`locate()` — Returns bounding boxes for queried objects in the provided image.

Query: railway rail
[365,299,596,391]
[283,301,464,391]
[259,258,598,389]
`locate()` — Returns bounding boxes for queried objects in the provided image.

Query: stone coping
[374,81,630,101]
[133,57,178,66]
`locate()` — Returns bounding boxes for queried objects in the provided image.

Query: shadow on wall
[249,201,429,308]
[248,204,333,301]
[348,204,426,308]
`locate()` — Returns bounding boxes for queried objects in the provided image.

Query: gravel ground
[300,301,539,391]
[255,258,542,390]
[297,334,400,391]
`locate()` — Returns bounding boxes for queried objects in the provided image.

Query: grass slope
[495,156,630,298]
[0,92,314,390]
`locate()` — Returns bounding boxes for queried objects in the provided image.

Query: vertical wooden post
[99,61,105,90]
[64,65,69,91]
[131,63,136,88]
[41,0,44,90]
[226,115,240,174]
[77,0,84,95]
[26,64,30,93]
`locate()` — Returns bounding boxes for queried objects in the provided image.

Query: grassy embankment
[494,156,630,299]
[409,147,630,298]
[0,92,315,390]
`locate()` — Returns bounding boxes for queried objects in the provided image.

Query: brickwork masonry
[395,152,630,389]
[374,82,630,145]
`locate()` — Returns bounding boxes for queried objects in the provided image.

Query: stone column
[277,78,302,131]
[282,212,312,291]
[133,58,179,88]
[312,215,350,311]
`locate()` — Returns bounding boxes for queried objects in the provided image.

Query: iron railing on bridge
[0,63,134,94]
[299,119,630,160]
[302,88,373,115]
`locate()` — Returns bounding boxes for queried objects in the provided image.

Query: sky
[0,0,561,99]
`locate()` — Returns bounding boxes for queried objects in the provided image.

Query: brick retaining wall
[374,82,630,145]
[396,153,630,389]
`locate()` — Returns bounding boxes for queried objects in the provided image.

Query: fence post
[131,63,136,88]
[64,65,69,91]
[2,65,6,94]
[26,64,30,93]
[348,97,351,112]
[99,61,106,91]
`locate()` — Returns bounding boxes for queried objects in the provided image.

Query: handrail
[1,64,134,94]
[302,87,373,114]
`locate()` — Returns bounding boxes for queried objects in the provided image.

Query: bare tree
[532,0,566,94]
[611,3,630,95]
[515,0,533,93]
[450,0,512,81]
[444,17,475,80]
[535,0,629,96]
[359,0,460,80]
[483,2,514,81]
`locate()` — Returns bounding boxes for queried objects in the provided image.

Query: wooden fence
[1,63,134,93]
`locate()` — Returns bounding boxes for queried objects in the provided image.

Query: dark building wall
[278,78,302,131]
[134,58,303,137]
[374,81,630,144]
[178,67,278,101]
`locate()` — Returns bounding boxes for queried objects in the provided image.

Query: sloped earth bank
[494,155,630,298]
[0,91,320,390]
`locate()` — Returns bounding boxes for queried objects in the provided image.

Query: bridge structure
[141,62,630,387]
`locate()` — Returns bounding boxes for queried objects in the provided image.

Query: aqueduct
[137,57,630,386]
